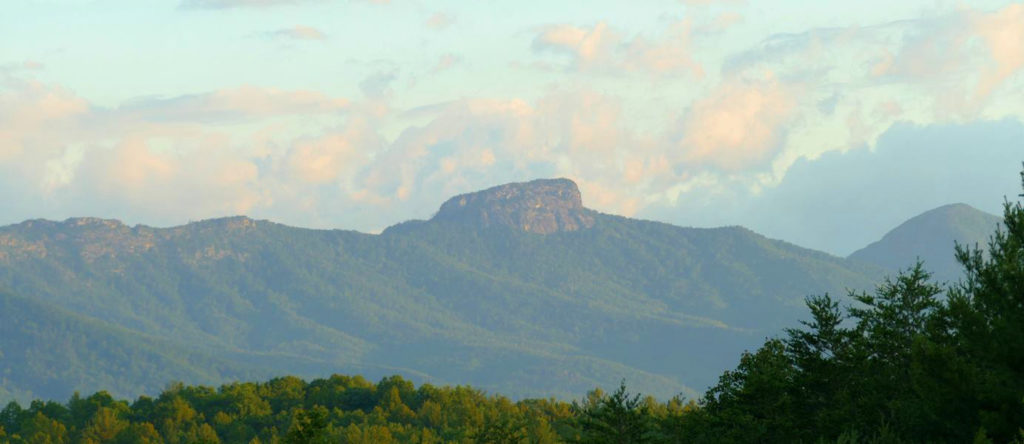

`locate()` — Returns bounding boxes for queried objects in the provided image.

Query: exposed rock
[432,178,595,234]
[66,217,125,228]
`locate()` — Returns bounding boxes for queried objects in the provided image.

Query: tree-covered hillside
[849,203,1003,283]
[0,289,249,402]
[3,174,1024,443]
[0,179,883,403]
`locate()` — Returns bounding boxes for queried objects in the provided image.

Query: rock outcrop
[432,178,595,234]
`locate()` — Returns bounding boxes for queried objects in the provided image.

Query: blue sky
[2,0,1022,255]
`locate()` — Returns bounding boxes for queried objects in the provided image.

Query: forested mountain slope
[848,203,1002,283]
[0,289,264,402]
[0,179,884,403]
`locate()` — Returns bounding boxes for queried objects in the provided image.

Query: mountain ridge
[0,178,898,403]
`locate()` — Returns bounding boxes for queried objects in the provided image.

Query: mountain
[0,179,884,403]
[848,203,1002,283]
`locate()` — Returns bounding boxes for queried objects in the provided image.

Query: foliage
[571,381,659,443]
[0,374,680,444]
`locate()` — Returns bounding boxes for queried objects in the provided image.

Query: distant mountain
[848,203,1002,283]
[0,178,884,403]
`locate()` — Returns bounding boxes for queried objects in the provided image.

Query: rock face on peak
[432,178,596,234]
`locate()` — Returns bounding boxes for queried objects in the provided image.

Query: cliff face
[432,178,595,234]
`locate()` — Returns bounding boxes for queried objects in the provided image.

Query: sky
[2,0,1023,255]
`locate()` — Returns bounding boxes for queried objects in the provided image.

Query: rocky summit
[432,178,596,234]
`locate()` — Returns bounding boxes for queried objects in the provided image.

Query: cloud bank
[1,1,1022,251]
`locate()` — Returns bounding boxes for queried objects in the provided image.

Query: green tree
[284,406,330,444]
[783,293,852,440]
[1,401,24,436]
[847,263,942,436]
[20,412,68,444]
[113,422,163,444]
[472,406,528,444]
[943,168,1024,441]
[184,423,220,444]
[700,339,798,443]
[80,406,130,443]
[573,381,657,444]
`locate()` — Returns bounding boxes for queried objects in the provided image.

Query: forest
[2,170,1023,443]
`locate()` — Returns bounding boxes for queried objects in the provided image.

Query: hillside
[848,203,1002,283]
[0,179,884,403]
[0,288,269,402]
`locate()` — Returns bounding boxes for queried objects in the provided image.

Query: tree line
[0,373,699,443]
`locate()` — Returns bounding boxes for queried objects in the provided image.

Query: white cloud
[3,2,1023,240]
[532,20,703,77]
[286,118,379,184]
[679,76,798,171]
[0,79,356,225]
[971,3,1024,101]
[0,78,89,163]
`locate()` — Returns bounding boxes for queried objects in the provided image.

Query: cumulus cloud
[3,2,1022,238]
[697,2,1024,199]
[1,77,629,229]
[286,118,379,184]
[0,78,359,225]
[971,3,1024,100]
[0,68,892,232]
[345,89,688,221]
[70,137,267,220]
[0,78,89,163]
[532,20,703,77]
[679,76,798,171]
[533,22,617,70]
[729,4,1024,118]
[872,3,1024,96]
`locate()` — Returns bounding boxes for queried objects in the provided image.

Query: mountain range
[0,178,1002,404]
